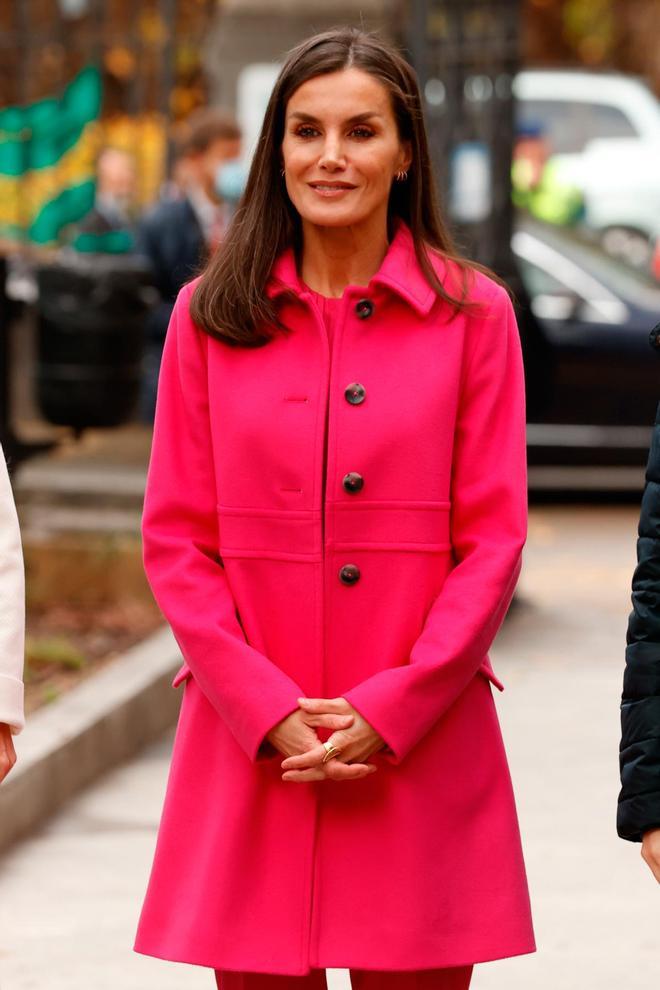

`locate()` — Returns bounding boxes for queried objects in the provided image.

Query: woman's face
[281,67,411,230]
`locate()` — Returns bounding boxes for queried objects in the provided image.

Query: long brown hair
[190,25,509,347]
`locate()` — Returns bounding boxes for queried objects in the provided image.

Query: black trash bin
[34,252,156,430]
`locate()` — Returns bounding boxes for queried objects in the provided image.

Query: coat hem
[133,943,314,977]
[310,940,538,973]
[133,938,537,976]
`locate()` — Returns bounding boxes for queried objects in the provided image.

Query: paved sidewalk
[0,505,658,989]
[475,505,659,988]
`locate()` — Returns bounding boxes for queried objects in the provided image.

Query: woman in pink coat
[133,26,536,989]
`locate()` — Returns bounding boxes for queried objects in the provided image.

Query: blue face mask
[215,159,247,204]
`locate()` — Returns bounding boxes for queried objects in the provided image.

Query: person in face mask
[214,156,247,215]
[134,108,243,422]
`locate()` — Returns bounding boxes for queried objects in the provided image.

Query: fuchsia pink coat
[133,217,536,975]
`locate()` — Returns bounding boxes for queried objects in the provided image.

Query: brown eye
[351,127,374,139]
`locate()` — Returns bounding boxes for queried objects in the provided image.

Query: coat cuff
[171,656,303,765]
[342,677,417,765]
[247,693,304,764]
[617,796,660,843]
[201,657,305,765]
[0,673,25,735]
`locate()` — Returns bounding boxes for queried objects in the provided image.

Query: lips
[308,182,357,189]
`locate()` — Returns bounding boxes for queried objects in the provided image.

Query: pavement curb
[0,625,182,854]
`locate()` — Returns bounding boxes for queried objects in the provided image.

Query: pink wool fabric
[307,288,343,348]
[133,217,536,975]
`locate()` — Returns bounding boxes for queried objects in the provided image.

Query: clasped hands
[266,696,386,782]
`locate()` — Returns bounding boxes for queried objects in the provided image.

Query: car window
[517,252,631,324]
[516,98,639,154]
[581,102,639,142]
[517,257,572,298]
[517,100,584,154]
[516,257,586,321]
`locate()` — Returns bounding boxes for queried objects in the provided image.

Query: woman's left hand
[280,697,386,782]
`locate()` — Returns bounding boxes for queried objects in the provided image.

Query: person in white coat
[0,443,25,784]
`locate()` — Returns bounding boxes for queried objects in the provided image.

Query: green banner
[0,65,103,245]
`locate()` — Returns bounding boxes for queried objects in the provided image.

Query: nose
[318,132,347,170]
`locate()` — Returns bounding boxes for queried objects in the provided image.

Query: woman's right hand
[265,707,354,762]
[0,722,17,785]
[641,828,660,882]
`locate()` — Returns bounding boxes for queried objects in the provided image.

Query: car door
[513,231,659,465]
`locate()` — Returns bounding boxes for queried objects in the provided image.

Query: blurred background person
[134,107,243,422]
[511,121,584,228]
[154,143,195,203]
[65,146,139,254]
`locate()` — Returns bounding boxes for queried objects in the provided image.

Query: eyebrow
[288,111,383,124]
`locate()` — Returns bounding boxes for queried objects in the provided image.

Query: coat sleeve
[342,283,527,764]
[0,444,25,735]
[617,400,660,842]
[141,283,304,763]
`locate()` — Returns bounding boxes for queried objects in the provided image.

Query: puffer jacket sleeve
[617,399,660,841]
[0,444,25,735]
[343,283,527,764]
[141,282,304,763]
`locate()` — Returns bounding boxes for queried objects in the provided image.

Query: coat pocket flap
[478,659,505,692]
[172,662,192,688]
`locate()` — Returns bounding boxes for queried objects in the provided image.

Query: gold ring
[321,741,341,763]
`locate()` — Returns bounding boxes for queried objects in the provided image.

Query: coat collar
[264,216,440,317]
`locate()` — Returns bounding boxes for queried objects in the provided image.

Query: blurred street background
[0,1,659,988]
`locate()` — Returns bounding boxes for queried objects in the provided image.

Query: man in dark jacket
[618,324,660,882]
[135,108,242,421]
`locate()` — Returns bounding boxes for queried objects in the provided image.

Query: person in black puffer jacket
[618,327,660,882]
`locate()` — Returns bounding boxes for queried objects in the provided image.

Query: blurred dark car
[513,218,660,491]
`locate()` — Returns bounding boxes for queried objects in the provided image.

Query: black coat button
[339,563,360,585]
[345,382,366,404]
[355,298,374,319]
[650,322,660,351]
[342,472,364,493]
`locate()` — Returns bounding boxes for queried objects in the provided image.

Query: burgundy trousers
[214,965,474,989]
